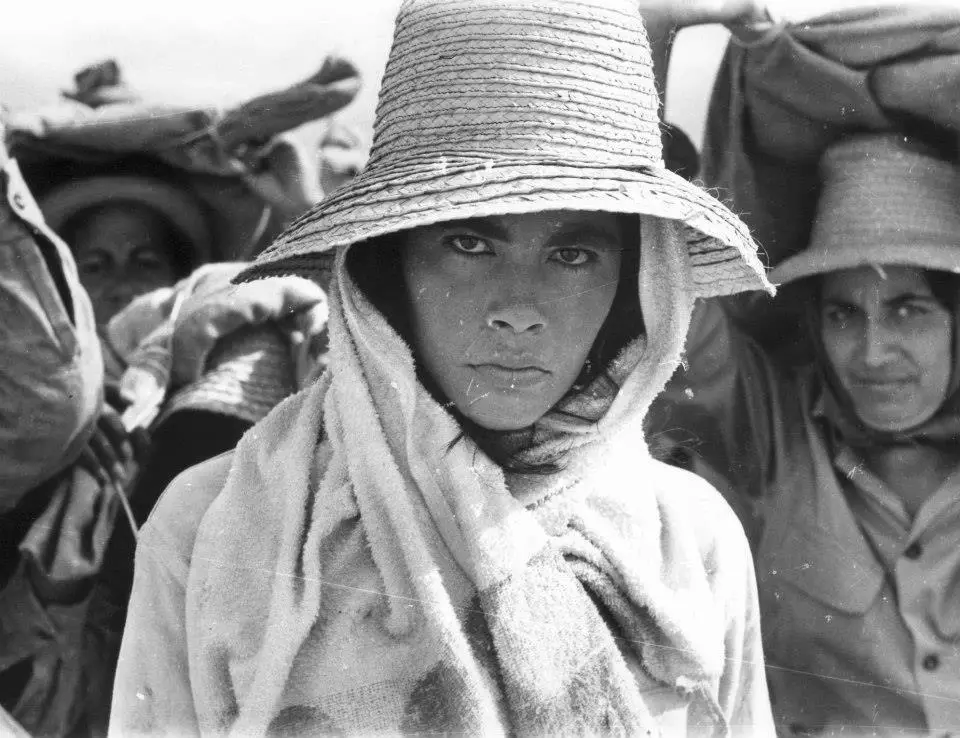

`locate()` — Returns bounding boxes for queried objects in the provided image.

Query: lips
[470,363,550,390]
[849,375,913,396]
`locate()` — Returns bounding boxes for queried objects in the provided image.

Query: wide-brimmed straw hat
[241,0,768,298]
[772,133,960,285]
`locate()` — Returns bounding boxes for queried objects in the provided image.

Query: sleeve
[651,298,783,504]
[108,521,200,737]
[0,151,103,510]
[716,514,776,737]
[108,452,234,737]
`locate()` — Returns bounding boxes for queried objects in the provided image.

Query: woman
[660,114,960,736]
[641,2,960,733]
[66,201,195,327]
[110,1,774,734]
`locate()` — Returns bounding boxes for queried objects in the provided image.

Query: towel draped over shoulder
[111,219,772,736]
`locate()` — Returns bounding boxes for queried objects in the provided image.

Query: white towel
[178,218,744,735]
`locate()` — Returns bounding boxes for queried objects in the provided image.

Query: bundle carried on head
[703,4,960,272]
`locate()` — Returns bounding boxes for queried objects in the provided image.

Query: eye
[77,253,110,277]
[893,302,929,321]
[133,249,169,273]
[446,235,492,256]
[823,306,853,327]
[551,248,593,267]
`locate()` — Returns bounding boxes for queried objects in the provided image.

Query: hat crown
[368,0,663,170]
[810,133,960,255]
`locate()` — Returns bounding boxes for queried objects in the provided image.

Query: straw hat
[772,133,960,285]
[159,325,296,426]
[241,0,768,298]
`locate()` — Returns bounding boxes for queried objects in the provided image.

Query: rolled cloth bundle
[703,5,960,272]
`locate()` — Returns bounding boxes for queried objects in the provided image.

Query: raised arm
[650,297,784,511]
[637,0,770,100]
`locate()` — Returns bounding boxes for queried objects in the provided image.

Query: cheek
[403,263,483,355]
[552,280,618,353]
[821,326,856,377]
[78,273,110,298]
[914,323,954,395]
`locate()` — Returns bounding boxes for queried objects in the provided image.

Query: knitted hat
[241,0,769,298]
[772,133,960,285]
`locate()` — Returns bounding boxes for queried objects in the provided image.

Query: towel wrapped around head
[110,219,772,736]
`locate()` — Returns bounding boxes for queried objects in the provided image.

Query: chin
[458,401,548,433]
[855,406,937,434]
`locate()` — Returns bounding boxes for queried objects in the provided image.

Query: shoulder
[138,451,236,571]
[650,461,744,531]
[647,460,754,576]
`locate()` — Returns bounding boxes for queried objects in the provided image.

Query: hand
[77,402,147,489]
[635,0,767,28]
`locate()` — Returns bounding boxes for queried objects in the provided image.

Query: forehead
[73,206,168,252]
[426,210,623,240]
[820,265,932,301]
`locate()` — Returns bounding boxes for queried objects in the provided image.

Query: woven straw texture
[159,325,295,426]
[773,133,960,285]
[243,0,768,298]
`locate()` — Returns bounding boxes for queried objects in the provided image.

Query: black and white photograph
[0,0,958,735]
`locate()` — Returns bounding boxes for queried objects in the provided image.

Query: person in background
[110,1,774,735]
[0,125,134,737]
[40,177,208,329]
[68,202,191,325]
[644,1,960,733]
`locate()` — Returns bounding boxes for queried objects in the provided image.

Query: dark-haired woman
[664,133,960,736]
[110,1,775,734]
[65,202,195,328]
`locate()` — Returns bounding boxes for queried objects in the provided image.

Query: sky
[0,0,729,150]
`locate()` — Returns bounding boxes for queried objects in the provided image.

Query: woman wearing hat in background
[111,1,774,734]
[646,1,960,733]
[41,176,208,329]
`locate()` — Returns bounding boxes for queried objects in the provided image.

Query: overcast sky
[0,0,728,149]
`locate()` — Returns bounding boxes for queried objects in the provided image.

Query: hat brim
[40,175,212,264]
[239,159,771,299]
[771,244,960,286]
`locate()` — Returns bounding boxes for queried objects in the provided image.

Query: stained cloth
[111,219,773,736]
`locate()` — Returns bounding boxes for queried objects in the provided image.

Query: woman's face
[820,266,954,432]
[72,206,179,325]
[401,210,623,431]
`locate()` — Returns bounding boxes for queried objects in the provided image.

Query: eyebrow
[545,224,622,250]
[437,216,621,249]
[887,293,939,307]
[822,292,937,309]
[438,216,510,242]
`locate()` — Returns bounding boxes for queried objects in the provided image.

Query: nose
[485,273,547,334]
[860,317,896,367]
[486,302,546,334]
